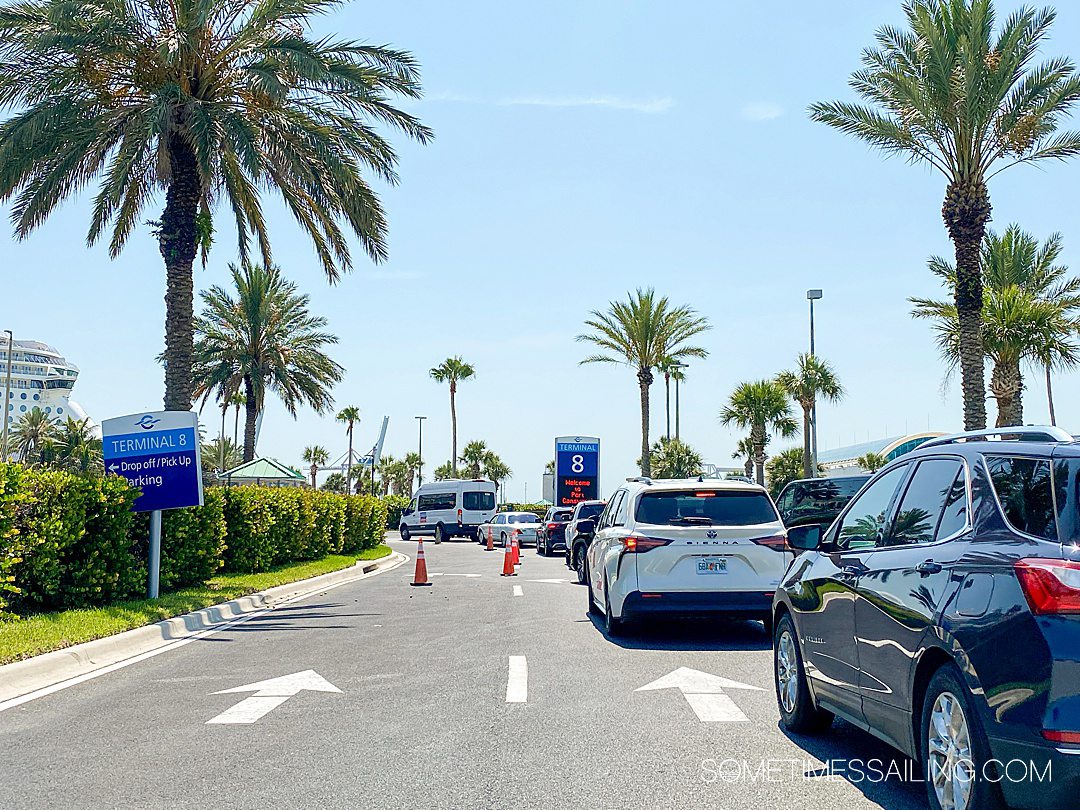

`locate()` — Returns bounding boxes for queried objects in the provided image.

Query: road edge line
[0,551,408,710]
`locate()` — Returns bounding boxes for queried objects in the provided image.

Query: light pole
[1,330,13,461]
[415,415,427,488]
[807,289,823,474]
[672,361,688,443]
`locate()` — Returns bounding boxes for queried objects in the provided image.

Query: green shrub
[221,486,278,573]
[382,494,409,529]
[130,488,227,590]
[0,464,27,613]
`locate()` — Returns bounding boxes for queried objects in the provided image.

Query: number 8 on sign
[571,454,584,473]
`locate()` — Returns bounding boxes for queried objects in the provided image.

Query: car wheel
[603,575,626,636]
[574,548,587,585]
[537,539,547,556]
[586,563,602,617]
[399,524,411,542]
[774,613,833,734]
[434,524,446,544]
[921,666,1003,810]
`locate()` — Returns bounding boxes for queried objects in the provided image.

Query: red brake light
[1042,730,1080,744]
[1014,559,1080,615]
[694,492,717,497]
[750,533,789,552]
[547,523,557,530]
[622,534,672,553]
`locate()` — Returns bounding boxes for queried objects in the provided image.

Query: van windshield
[635,490,778,526]
[463,491,495,511]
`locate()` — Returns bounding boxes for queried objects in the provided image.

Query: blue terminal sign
[102,411,204,513]
[555,436,600,508]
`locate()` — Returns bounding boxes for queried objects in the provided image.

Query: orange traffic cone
[511,530,521,566]
[500,533,516,577]
[410,537,432,586]
[485,525,494,551]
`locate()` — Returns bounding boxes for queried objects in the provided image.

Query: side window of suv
[613,491,631,526]
[986,456,1057,541]
[885,458,966,546]
[602,490,625,529]
[836,465,909,550]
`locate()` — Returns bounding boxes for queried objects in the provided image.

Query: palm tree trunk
[233,404,240,446]
[752,424,766,486]
[637,367,652,477]
[990,360,1023,428]
[159,135,201,412]
[801,405,813,479]
[1046,364,1057,426]
[242,375,258,462]
[450,381,458,474]
[744,457,753,479]
[219,403,227,471]
[310,465,317,490]
[346,426,354,493]
[943,179,991,431]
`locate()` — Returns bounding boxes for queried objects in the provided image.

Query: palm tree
[459,440,489,478]
[0,0,432,412]
[647,437,704,479]
[433,460,455,481]
[204,436,242,472]
[858,452,888,473]
[911,226,1080,426]
[765,447,806,498]
[483,455,512,493]
[577,289,710,476]
[430,357,476,475]
[303,445,329,490]
[193,264,343,462]
[776,354,845,479]
[228,391,246,448]
[731,435,768,480]
[46,418,102,475]
[10,407,58,463]
[402,452,422,497]
[657,358,687,440]
[721,381,798,486]
[810,0,1080,430]
[336,407,361,493]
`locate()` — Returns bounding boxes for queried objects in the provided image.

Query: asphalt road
[0,537,930,810]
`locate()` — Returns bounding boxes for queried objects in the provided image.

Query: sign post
[102,411,204,598]
[554,436,600,508]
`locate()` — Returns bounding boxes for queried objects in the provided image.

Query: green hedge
[382,494,410,529]
[0,463,389,615]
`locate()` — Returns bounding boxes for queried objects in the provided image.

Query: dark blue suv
[773,427,1080,810]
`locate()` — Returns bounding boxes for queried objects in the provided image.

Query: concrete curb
[0,550,407,706]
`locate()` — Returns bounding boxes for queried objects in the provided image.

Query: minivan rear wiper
[668,516,713,526]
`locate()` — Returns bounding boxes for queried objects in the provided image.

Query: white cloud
[419,92,673,114]
[499,95,674,114]
[740,101,784,121]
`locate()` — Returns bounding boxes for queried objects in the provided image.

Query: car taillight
[750,533,789,552]
[1014,559,1080,615]
[1042,729,1080,744]
[547,523,557,530]
[457,508,463,525]
[622,534,672,553]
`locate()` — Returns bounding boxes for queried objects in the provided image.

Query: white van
[399,479,498,543]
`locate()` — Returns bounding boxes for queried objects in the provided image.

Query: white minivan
[399,479,498,543]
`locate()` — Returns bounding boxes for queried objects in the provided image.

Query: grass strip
[0,544,393,665]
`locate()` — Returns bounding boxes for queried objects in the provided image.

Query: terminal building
[817,432,945,475]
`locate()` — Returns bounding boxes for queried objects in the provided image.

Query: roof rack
[625,476,652,484]
[919,425,1073,450]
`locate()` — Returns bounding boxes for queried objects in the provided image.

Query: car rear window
[463,491,495,511]
[985,456,1057,541]
[579,503,604,519]
[553,511,572,521]
[635,490,778,526]
[508,513,537,523]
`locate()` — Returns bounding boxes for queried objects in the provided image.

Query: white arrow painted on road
[206,670,341,725]
[635,667,763,722]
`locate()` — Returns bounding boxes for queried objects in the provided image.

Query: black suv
[536,507,573,556]
[564,499,606,583]
[774,474,871,528]
[773,427,1080,810]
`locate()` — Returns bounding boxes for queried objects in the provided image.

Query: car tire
[574,547,588,585]
[586,564,602,617]
[774,613,833,734]
[434,524,446,544]
[920,666,1003,810]
[399,524,411,542]
[536,539,545,556]
[603,575,626,636]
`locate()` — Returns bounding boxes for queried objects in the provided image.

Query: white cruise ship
[2,338,91,429]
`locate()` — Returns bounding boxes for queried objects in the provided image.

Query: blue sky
[6,0,1080,500]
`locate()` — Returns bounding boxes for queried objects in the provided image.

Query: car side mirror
[787,524,822,551]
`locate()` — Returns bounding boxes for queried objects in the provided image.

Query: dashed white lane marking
[429,573,482,578]
[506,656,528,703]
[525,578,571,584]
[512,585,524,597]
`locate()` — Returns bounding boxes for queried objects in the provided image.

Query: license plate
[697,557,727,575]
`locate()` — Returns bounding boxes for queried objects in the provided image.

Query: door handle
[916,561,942,575]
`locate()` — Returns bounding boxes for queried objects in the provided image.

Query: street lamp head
[807,289,823,300]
